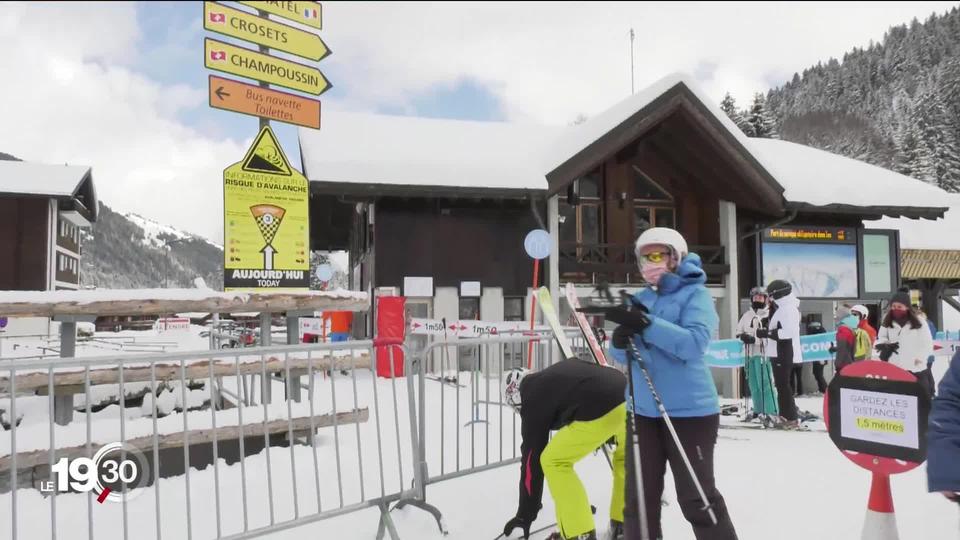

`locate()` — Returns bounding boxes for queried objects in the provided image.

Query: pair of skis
[534,283,608,367]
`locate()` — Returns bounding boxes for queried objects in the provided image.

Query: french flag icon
[303,7,318,19]
[210,50,227,62]
[209,12,226,24]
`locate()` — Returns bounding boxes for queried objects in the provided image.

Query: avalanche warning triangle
[240,126,293,176]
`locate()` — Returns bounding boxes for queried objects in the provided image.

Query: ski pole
[624,335,651,540]
[623,339,719,526]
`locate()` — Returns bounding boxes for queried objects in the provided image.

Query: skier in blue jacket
[605,227,738,540]
[928,350,960,503]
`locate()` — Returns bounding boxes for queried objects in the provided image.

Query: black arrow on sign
[215,86,230,100]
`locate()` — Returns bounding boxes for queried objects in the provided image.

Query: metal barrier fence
[407,330,593,504]
[0,339,441,540]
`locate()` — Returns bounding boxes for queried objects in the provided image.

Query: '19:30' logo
[43,442,150,503]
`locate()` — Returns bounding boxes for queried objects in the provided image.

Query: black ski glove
[612,324,635,349]
[739,334,756,345]
[503,515,533,539]
[604,306,651,333]
[877,342,899,362]
[828,343,837,354]
[755,327,780,340]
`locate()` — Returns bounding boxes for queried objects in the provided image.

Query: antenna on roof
[629,28,635,95]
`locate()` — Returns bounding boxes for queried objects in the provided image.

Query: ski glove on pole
[738,333,756,345]
[755,327,778,340]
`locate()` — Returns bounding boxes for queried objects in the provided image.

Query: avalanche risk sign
[224,126,310,291]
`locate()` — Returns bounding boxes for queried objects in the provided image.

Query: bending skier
[736,287,778,424]
[604,227,738,540]
[502,358,627,540]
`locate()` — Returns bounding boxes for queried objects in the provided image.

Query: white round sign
[315,264,334,282]
[524,229,551,260]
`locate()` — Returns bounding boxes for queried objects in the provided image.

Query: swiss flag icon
[209,12,226,24]
[210,50,227,62]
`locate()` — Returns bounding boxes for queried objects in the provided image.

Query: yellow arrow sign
[204,2,330,62]
[237,1,321,30]
[204,38,330,95]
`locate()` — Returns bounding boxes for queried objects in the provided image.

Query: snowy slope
[123,212,221,251]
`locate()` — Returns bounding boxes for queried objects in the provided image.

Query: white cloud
[322,1,958,123]
[1,1,957,246]
[0,2,245,244]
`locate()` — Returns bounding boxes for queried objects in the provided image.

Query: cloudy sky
[0,1,956,244]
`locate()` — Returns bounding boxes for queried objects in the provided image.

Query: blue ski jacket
[608,253,720,418]
[928,350,960,494]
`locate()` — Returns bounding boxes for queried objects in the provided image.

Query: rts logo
[41,442,149,503]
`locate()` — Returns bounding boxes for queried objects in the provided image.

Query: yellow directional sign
[224,126,310,291]
[205,38,330,95]
[237,1,322,30]
[204,2,330,62]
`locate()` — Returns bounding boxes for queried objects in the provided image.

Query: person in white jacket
[755,280,802,429]
[875,288,935,397]
[736,286,778,421]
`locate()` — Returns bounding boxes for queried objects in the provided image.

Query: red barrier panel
[375,296,406,378]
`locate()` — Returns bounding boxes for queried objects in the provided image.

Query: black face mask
[752,301,766,311]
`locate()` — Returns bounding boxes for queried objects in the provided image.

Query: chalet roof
[299,73,947,220]
[0,160,98,221]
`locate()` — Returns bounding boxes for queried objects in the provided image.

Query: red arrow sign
[449,324,457,331]
[412,323,421,329]
[458,324,467,331]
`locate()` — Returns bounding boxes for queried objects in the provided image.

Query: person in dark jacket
[605,227,738,540]
[832,305,859,374]
[806,321,828,394]
[928,350,960,502]
[502,359,626,540]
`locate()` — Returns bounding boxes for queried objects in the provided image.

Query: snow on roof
[867,194,960,250]
[299,111,559,191]
[0,160,92,197]
[747,138,951,211]
[299,73,947,217]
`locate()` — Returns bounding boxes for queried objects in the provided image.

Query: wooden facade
[0,197,50,291]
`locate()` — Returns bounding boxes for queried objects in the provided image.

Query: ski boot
[607,520,624,540]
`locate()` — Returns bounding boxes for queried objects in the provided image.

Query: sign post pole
[523,230,551,369]
[527,258,540,368]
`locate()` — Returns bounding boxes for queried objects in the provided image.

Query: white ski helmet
[851,304,869,319]
[503,368,529,410]
[634,227,688,263]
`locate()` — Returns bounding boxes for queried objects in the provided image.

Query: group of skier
[501,227,738,540]
[498,225,949,540]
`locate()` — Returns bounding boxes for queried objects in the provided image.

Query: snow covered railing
[0,347,372,395]
[0,288,369,317]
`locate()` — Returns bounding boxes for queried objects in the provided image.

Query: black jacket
[515,359,626,519]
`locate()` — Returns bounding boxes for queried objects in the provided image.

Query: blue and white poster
[703,331,838,368]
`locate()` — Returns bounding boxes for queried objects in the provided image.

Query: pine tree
[911,88,960,191]
[746,93,778,139]
[719,92,750,135]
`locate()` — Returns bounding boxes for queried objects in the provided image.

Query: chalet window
[504,297,524,321]
[559,168,604,246]
[458,297,480,321]
[632,166,674,236]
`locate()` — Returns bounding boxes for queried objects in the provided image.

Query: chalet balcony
[559,242,729,286]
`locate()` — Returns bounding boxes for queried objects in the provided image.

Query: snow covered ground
[2,354,956,540]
